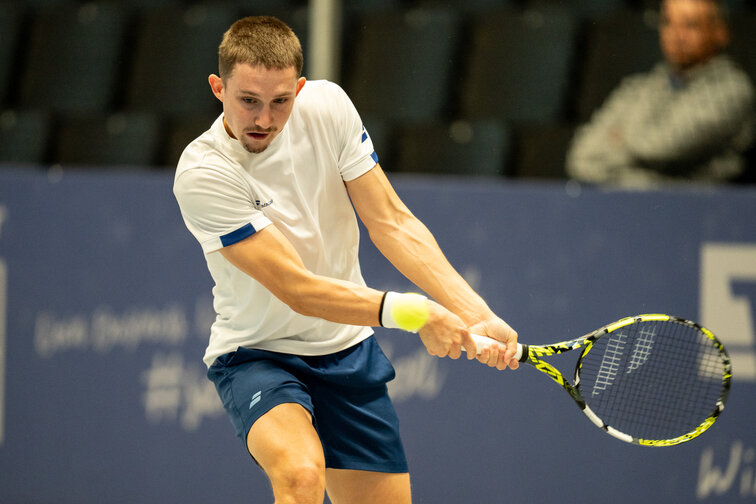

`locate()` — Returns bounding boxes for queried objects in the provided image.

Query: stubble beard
[241,128,276,154]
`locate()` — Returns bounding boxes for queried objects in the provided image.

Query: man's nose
[255,104,273,129]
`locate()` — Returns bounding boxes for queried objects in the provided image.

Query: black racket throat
[518,343,530,363]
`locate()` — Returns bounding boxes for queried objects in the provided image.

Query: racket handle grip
[465,333,524,361]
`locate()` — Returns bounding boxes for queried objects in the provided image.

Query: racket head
[574,314,731,446]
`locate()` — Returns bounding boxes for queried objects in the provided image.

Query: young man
[174,16,519,504]
[567,0,755,187]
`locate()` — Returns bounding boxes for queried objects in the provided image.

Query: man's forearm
[368,212,493,327]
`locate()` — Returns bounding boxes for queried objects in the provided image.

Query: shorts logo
[249,391,262,410]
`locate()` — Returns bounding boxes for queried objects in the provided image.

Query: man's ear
[296,77,306,96]
[209,74,224,101]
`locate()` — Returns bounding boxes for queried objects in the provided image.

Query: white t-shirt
[174,80,377,367]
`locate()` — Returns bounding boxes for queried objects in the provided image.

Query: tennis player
[174,16,518,504]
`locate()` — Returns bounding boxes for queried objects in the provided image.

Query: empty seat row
[0,108,574,179]
[0,1,709,123]
[1,0,755,178]
[345,5,756,125]
[0,110,216,168]
[0,1,309,115]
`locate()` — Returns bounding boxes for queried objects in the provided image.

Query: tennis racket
[467,314,731,446]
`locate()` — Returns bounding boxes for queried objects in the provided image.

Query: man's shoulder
[706,55,754,85]
[295,79,351,113]
[174,118,244,188]
[299,79,345,97]
[690,55,756,100]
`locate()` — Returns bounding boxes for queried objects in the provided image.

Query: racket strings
[577,320,727,441]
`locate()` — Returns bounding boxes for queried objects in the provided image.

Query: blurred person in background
[566,0,755,187]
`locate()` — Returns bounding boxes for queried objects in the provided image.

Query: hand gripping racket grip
[464,334,527,362]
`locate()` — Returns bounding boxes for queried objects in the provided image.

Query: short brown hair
[218,16,303,80]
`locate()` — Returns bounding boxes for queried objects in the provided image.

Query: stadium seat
[345,0,402,11]
[18,2,131,114]
[511,121,575,180]
[234,0,304,11]
[524,0,626,20]
[126,3,238,117]
[0,109,53,166]
[54,112,162,167]
[343,7,461,122]
[574,9,661,121]
[729,11,756,87]
[5,0,69,7]
[394,119,510,176]
[460,7,579,124]
[161,113,218,168]
[101,0,180,10]
[0,3,23,108]
[413,0,516,13]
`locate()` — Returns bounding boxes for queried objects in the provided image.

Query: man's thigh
[326,468,411,504]
[247,402,325,477]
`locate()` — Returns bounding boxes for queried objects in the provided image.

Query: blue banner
[0,169,754,503]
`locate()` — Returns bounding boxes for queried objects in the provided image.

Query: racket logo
[626,327,655,372]
[591,332,626,397]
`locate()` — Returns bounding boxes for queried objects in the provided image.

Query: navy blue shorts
[207,336,408,473]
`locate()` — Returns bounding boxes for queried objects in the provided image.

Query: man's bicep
[346,163,413,234]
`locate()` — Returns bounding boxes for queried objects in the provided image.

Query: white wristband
[380,291,429,332]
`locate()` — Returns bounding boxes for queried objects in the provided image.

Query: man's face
[660,0,728,73]
[211,63,305,153]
